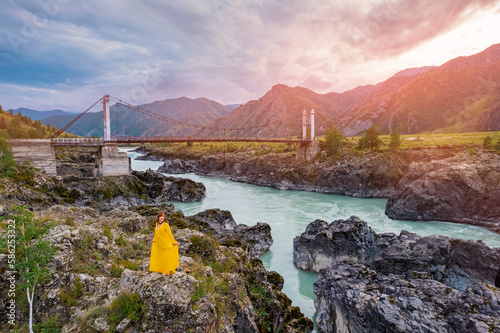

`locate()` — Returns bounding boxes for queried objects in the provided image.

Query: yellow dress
[149,222,179,275]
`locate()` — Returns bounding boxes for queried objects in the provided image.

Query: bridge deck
[111,138,313,144]
[51,137,313,146]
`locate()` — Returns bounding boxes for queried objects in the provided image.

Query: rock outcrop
[386,152,500,231]
[141,147,408,198]
[158,158,198,174]
[0,169,205,214]
[0,205,313,333]
[132,169,206,203]
[185,209,274,259]
[293,216,500,333]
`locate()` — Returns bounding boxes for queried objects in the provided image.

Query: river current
[125,149,500,330]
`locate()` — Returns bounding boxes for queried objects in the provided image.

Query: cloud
[0,0,499,111]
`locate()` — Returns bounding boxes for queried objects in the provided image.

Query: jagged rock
[187,209,274,259]
[386,154,500,232]
[294,216,500,333]
[92,317,110,332]
[293,218,376,272]
[157,158,198,174]
[314,263,500,333]
[132,169,206,203]
[119,269,197,309]
[0,167,205,214]
[233,222,274,258]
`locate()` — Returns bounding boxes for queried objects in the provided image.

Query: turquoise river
[125,149,500,331]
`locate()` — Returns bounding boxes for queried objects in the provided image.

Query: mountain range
[205,43,500,137]
[11,108,76,120]
[38,97,233,137]
[12,43,500,137]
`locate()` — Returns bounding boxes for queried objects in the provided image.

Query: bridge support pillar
[296,141,321,161]
[103,95,111,141]
[7,139,57,175]
[98,143,131,176]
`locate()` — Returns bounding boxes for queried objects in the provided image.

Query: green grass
[393,131,500,149]
[318,131,500,150]
[150,141,296,155]
[148,131,500,155]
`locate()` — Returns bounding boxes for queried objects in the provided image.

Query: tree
[389,128,401,150]
[324,125,344,156]
[0,137,16,177]
[483,136,493,149]
[10,116,21,128]
[360,124,383,151]
[1,207,54,333]
[0,116,7,129]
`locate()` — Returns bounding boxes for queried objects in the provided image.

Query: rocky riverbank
[385,152,500,233]
[0,156,313,332]
[136,145,500,232]
[0,168,206,214]
[136,146,410,197]
[293,216,500,333]
[0,204,312,332]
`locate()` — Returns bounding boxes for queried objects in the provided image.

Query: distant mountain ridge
[337,43,500,135]
[12,108,76,120]
[204,43,500,136]
[38,97,233,137]
[13,43,500,137]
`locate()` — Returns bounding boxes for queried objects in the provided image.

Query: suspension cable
[51,97,103,138]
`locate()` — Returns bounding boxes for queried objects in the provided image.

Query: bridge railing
[51,138,104,146]
[109,136,313,143]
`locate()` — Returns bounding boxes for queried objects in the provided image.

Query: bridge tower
[302,109,315,140]
[297,109,320,161]
[103,94,111,141]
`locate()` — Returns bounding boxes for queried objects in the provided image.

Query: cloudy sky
[1,0,500,112]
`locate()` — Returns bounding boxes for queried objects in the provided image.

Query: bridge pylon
[302,109,315,141]
[103,94,111,141]
[297,109,320,161]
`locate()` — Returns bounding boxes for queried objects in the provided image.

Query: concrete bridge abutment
[7,139,130,177]
[8,139,57,175]
[295,141,321,161]
[98,143,131,176]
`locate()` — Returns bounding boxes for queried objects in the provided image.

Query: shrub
[189,235,219,261]
[34,314,62,333]
[65,217,76,226]
[116,235,126,246]
[110,264,124,278]
[107,293,144,330]
[483,136,493,149]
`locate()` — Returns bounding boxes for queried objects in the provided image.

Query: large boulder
[157,158,198,174]
[294,217,500,333]
[132,169,206,203]
[184,209,274,259]
[386,154,500,232]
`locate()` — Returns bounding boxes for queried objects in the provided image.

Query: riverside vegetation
[0,141,313,332]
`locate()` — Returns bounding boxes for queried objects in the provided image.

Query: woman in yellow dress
[149,212,179,275]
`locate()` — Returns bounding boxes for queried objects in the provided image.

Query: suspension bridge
[9,94,330,175]
[51,94,330,144]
